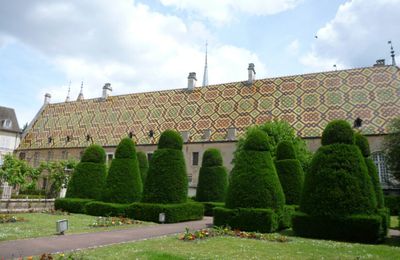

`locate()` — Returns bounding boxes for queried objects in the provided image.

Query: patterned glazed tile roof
[18,65,400,150]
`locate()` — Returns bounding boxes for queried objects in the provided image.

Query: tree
[0,154,40,188]
[235,120,312,172]
[102,138,142,203]
[384,117,400,181]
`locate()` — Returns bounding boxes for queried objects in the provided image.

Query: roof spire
[65,81,71,102]
[388,40,396,66]
[202,41,209,87]
[77,81,84,101]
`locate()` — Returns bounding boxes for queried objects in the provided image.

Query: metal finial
[202,41,209,87]
[77,81,84,101]
[65,81,71,102]
[388,40,396,66]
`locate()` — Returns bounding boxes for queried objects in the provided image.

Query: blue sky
[0,0,399,127]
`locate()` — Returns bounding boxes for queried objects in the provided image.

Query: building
[0,106,20,165]
[15,63,400,192]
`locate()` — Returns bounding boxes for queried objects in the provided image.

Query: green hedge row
[292,212,383,243]
[126,202,204,223]
[55,198,94,214]
[201,202,224,216]
[85,201,129,217]
[384,195,400,215]
[279,205,297,230]
[213,207,279,233]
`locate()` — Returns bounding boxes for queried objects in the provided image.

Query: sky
[0,0,399,127]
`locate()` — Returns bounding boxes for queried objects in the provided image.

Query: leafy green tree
[235,120,312,172]
[384,117,400,181]
[0,154,40,188]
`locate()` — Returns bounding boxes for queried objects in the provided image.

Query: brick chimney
[44,93,51,105]
[247,63,256,85]
[188,72,197,91]
[102,83,112,100]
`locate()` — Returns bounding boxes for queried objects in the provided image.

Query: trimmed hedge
[292,212,383,243]
[137,151,149,185]
[102,138,142,204]
[365,158,385,209]
[126,202,204,223]
[202,202,224,216]
[300,144,376,217]
[384,195,400,215]
[196,148,228,202]
[275,160,304,205]
[242,128,271,151]
[66,162,107,200]
[81,144,106,163]
[355,132,371,157]
[321,120,354,146]
[276,140,296,160]
[213,207,279,233]
[279,205,297,230]
[54,198,93,214]
[142,130,188,204]
[85,201,129,217]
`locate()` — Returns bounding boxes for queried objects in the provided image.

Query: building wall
[0,130,20,164]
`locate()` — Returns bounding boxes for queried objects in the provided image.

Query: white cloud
[160,0,302,23]
[0,0,267,109]
[286,39,300,55]
[301,0,400,71]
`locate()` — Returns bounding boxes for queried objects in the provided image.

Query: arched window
[372,152,390,184]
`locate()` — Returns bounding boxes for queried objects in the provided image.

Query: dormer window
[2,119,12,129]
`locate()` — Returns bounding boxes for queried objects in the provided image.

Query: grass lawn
[0,213,154,241]
[391,216,399,229]
[44,233,400,260]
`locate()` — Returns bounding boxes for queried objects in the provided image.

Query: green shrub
[226,129,285,209]
[142,130,188,204]
[276,140,296,160]
[279,205,296,230]
[242,127,270,151]
[321,120,354,146]
[292,212,383,243]
[80,144,106,163]
[213,207,279,233]
[66,161,106,200]
[365,158,385,208]
[275,160,304,205]
[201,202,224,216]
[354,132,371,157]
[384,195,400,215]
[85,201,128,217]
[196,148,228,202]
[54,198,93,214]
[102,138,142,204]
[137,151,149,184]
[126,202,204,223]
[300,144,376,217]
[158,129,183,150]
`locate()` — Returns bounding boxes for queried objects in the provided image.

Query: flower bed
[90,216,142,227]
[0,214,27,223]
[178,226,289,242]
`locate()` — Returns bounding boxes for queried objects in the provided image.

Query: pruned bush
[279,205,297,230]
[275,141,304,205]
[142,130,188,204]
[355,132,371,157]
[321,120,354,145]
[66,144,107,200]
[137,151,149,185]
[201,202,224,216]
[126,202,203,223]
[213,207,279,233]
[385,195,400,215]
[102,138,142,204]
[196,148,228,202]
[55,198,93,214]
[226,128,285,210]
[85,201,128,217]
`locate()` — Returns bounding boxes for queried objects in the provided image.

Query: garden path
[0,216,212,259]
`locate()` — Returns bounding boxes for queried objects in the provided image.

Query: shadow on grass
[384,234,400,247]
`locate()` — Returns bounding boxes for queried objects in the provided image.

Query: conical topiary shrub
[196,148,228,202]
[142,129,188,204]
[275,140,304,205]
[66,144,107,200]
[226,128,285,210]
[137,151,149,186]
[293,120,384,243]
[101,138,142,203]
[355,132,384,209]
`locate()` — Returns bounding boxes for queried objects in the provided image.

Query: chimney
[227,127,236,141]
[102,83,112,99]
[44,93,51,105]
[187,72,197,91]
[180,131,190,142]
[373,59,385,67]
[247,63,256,85]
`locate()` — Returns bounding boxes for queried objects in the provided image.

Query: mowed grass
[48,233,400,260]
[0,213,154,241]
[391,216,399,229]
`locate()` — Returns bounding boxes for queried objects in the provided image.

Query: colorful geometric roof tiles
[18,65,400,150]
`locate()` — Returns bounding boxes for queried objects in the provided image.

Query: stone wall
[0,199,55,213]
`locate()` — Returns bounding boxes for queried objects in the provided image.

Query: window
[147,153,153,162]
[42,177,48,190]
[188,174,193,184]
[33,152,40,167]
[107,153,114,165]
[47,150,53,162]
[372,152,390,184]
[19,152,26,160]
[192,152,199,166]
[61,150,68,160]
[2,119,12,129]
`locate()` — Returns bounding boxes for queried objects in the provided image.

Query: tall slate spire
[65,81,71,102]
[389,41,396,66]
[202,41,209,87]
[77,81,84,101]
